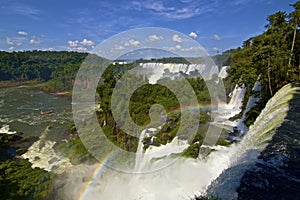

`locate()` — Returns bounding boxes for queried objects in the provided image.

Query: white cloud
[175,44,182,49]
[40,48,54,51]
[173,34,184,43]
[189,32,198,39]
[165,44,182,51]
[165,45,204,53]
[68,46,87,52]
[124,39,141,47]
[6,38,14,45]
[213,34,221,41]
[148,34,163,41]
[145,1,166,12]
[181,46,203,51]
[232,0,250,6]
[68,39,94,50]
[30,38,40,45]
[135,1,174,12]
[213,47,220,52]
[163,7,202,19]
[68,40,79,47]
[6,37,22,46]
[18,31,28,36]
[9,46,14,50]
[115,45,125,50]
[13,5,40,16]
[80,38,94,47]
[131,1,208,20]
[76,47,87,51]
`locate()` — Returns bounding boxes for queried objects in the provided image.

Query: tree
[288,1,300,71]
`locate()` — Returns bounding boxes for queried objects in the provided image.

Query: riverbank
[39,88,71,98]
[0,80,43,88]
[0,80,72,98]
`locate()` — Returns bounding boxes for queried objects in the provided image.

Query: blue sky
[0,0,296,55]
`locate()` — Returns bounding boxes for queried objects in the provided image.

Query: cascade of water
[212,84,246,132]
[137,63,218,84]
[235,79,261,136]
[218,66,229,79]
[134,129,147,172]
[228,85,245,107]
[225,84,296,165]
[203,84,300,199]
[238,84,297,149]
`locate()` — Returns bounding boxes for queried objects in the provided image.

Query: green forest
[0,51,88,92]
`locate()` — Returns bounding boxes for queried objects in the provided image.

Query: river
[0,85,72,141]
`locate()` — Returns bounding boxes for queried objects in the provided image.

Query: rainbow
[76,152,115,200]
[167,102,215,114]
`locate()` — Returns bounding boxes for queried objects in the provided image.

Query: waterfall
[134,129,147,172]
[136,63,219,84]
[203,83,300,199]
[239,84,297,148]
[212,66,248,132]
[214,72,261,134]
[218,66,229,79]
[235,79,261,136]
[216,84,246,120]
[134,128,190,173]
[211,83,246,133]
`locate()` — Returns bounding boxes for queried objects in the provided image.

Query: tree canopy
[227,2,300,101]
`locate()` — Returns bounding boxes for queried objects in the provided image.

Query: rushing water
[204,83,300,199]
[0,85,72,141]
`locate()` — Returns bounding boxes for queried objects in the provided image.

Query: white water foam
[0,124,16,134]
[21,127,72,173]
[80,141,236,200]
